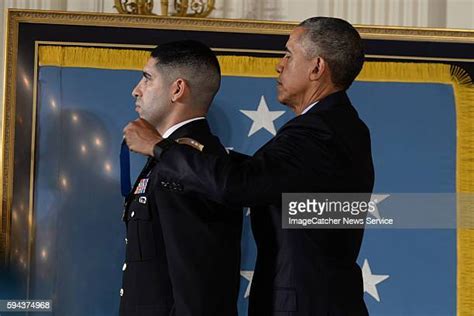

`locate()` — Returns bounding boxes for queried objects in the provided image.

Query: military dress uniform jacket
[119,119,243,316]
[155,91,375,315]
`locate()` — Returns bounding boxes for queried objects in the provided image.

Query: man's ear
[309,57,326,81]
[170,78,187,103]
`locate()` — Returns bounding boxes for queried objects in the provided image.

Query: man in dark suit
[125,17,374,315]
[119,40,242,316]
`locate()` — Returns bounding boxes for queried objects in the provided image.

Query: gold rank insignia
[176,137,205,152]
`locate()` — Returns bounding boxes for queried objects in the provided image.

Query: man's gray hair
[298,17,364,90]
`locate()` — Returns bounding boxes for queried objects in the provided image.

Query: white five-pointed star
[362,259,389,302]
[368,194,390,219]
[240,96,285,136]
[240,270,254,298]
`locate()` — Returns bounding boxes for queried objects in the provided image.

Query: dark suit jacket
[120,119,242,316]
[156,91,374,316]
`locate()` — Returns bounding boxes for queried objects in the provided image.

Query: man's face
[276,27,314,107]
[132,57,171,127]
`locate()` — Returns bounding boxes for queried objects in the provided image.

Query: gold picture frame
[2,9,473,314]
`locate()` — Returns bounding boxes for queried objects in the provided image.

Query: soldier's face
[132,57,171,127]
[276,27,314,108]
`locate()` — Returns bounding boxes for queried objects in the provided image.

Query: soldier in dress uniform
[119,40,242,316]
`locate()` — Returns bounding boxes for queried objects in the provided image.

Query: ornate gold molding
[356,24,474,43]
[5,9,474,41]
[173,0,215,18]
[113,0,216,17]
[1,9,20,265]
[3,9,474,315]
[7,9,293,35]
[114,0,155,15]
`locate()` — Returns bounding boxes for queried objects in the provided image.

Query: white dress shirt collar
[301,101,319,115]
[162,117,205,138]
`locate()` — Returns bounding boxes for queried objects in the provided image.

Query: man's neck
[156,108,206,135]
[294,86,341,115]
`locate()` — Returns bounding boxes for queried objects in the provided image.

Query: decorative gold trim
[3,9,474,313]
[36,41,474,64]
[1,8,20,266]
[37,40,286,55]
[213,48,286,55]
[114,0,155,15]
[0,0,8,251]
[25,41,40,297]
[356,24,474,43]
[37,46,280,77]
[366,54,474,64]
[36,45,474,82]
[7,9,474,42]
[176,138,204,151]
[453,66,474,315]
[172,0,216,18]
[35,41,474,63]
[356,62,456,83]
[37,41,155,50]
[38,46,150,71]
[8,9,294,35]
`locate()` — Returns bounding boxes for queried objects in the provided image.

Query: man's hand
[123,118,163,156]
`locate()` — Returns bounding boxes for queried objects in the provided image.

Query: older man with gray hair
[125,17,374,315]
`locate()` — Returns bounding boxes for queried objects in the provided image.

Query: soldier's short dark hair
[299,17,364,90]
[150,40,221,108]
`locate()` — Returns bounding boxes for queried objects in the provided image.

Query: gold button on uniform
[130,211,135,218]
[122,263,127,271]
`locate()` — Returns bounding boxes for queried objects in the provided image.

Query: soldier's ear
[170,78,188,103]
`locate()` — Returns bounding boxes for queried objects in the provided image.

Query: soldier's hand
[123,118,162,157]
